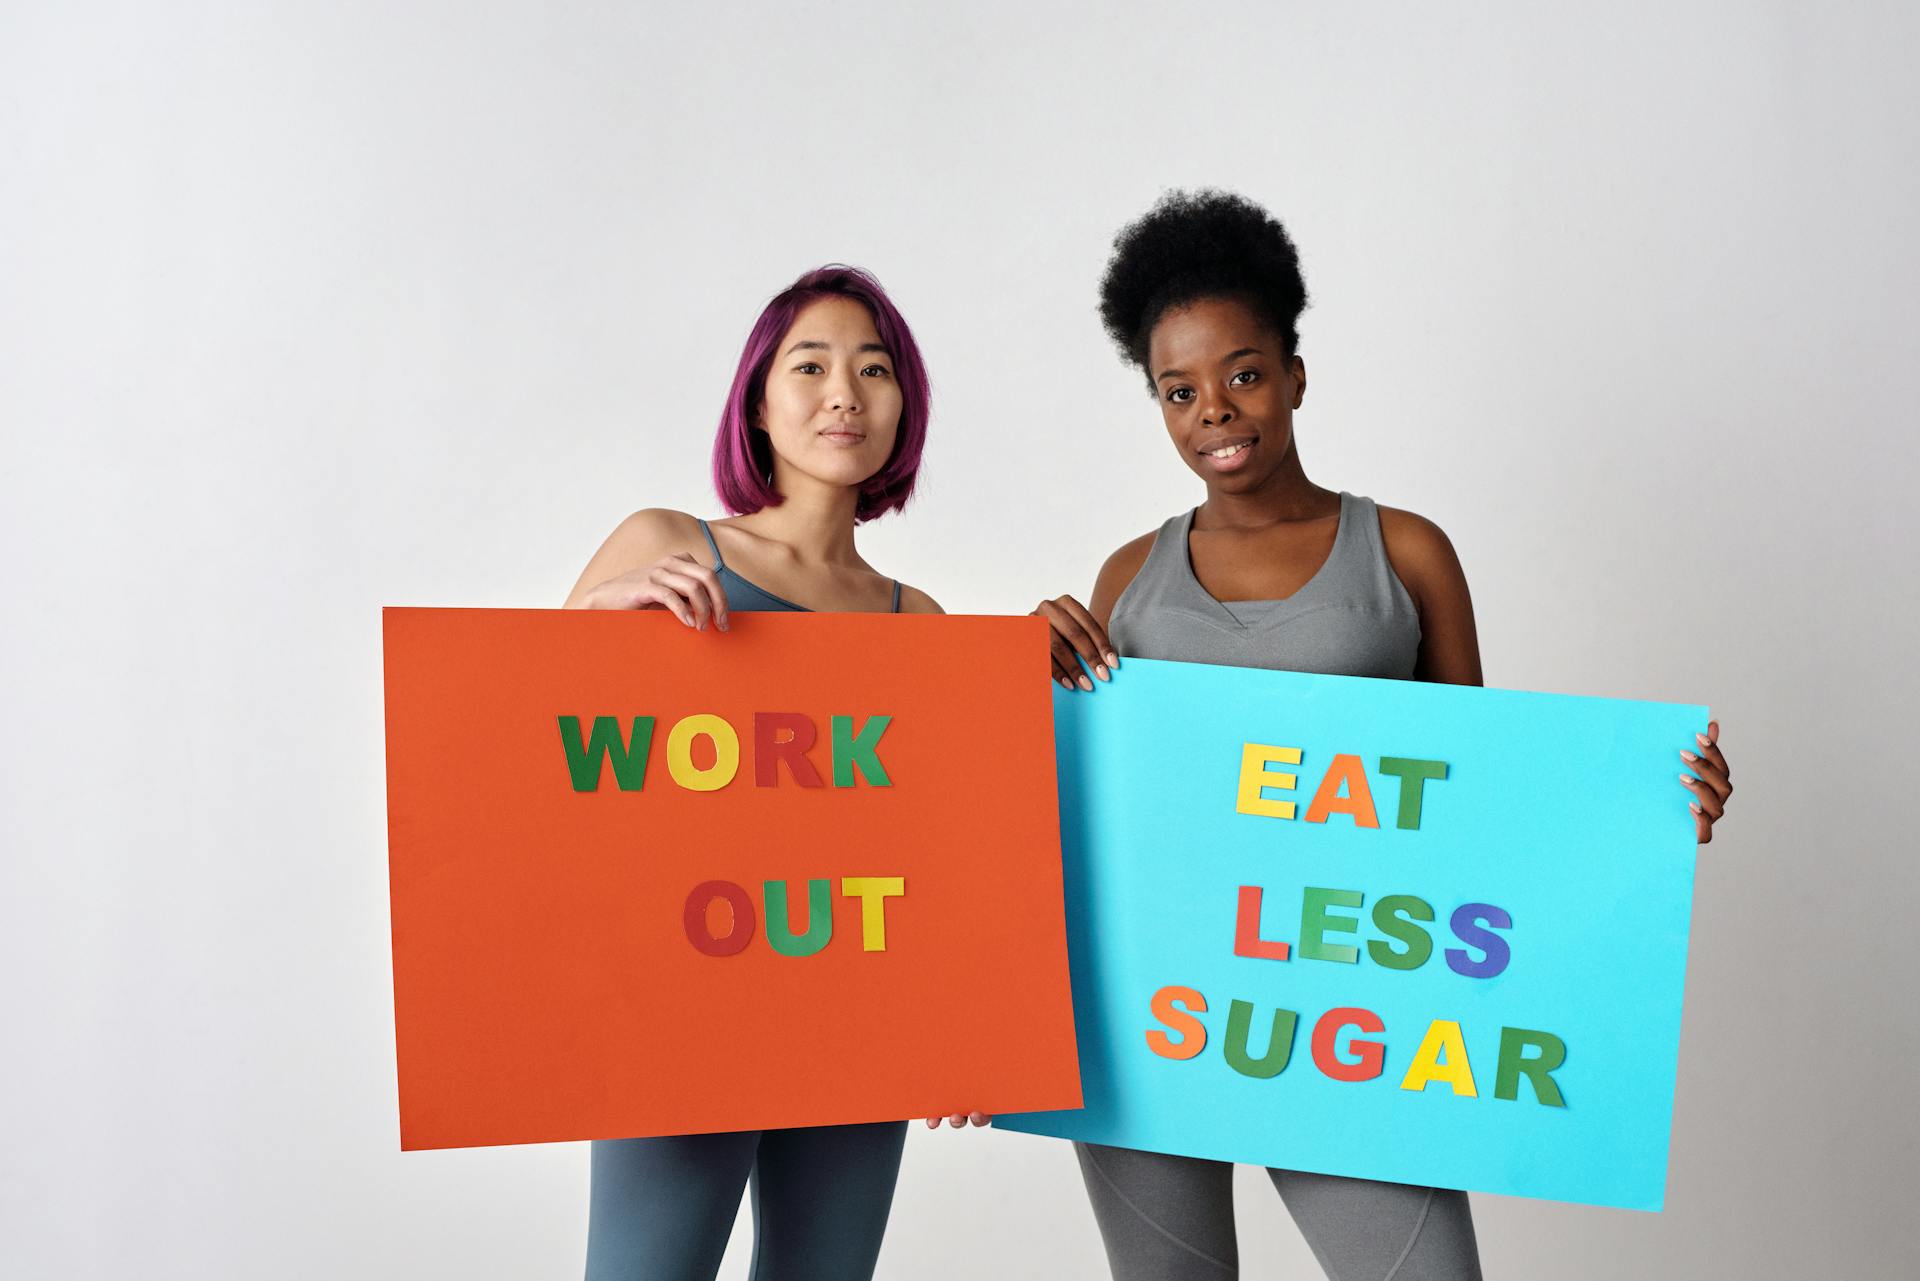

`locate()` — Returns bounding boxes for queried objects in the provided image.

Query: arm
[1376,507,1482,687]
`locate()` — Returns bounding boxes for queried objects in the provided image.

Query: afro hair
[1098,189,1309,387]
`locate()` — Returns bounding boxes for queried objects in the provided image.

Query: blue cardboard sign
[996,659,1703,1211]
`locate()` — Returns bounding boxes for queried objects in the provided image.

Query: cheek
[1160,403,1192,445]
[761,383,815,441]
[872,386,906,441]
[1240,385,1288,431]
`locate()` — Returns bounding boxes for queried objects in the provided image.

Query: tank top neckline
[1176,490,1353,619]
[697,519,901,614]
[1106,490,1421,676]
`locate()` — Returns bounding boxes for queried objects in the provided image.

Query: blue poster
[997,659,1703,1211]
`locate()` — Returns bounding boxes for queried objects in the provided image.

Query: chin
[798,459,887,491]
[1204,464,1277,493]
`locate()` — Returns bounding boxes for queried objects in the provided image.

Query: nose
[1200,398,1234,428]
[826,370,862,413]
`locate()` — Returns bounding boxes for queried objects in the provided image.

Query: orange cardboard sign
[382,607,1081,1150]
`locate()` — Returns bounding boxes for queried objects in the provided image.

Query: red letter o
[684,880,756,956]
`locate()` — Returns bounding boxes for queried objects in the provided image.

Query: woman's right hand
[581,554,731,630]
[1033,595,1118,691]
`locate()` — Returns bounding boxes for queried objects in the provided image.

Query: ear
[1291,355,1307,409]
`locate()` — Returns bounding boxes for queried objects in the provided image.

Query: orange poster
[382,607,1081,1150]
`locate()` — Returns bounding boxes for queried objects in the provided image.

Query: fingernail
[1681,750,1698,763]
[1679,772,1695,785]
[1690,802,1703,815]
[1077,675,1094,692]
[1058,677,1073,690]
[1696,732,1710,747]
[1095,664,1110,681]
[1106,652,1120,668]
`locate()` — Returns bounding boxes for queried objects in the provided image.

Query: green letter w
[557,716,655,792]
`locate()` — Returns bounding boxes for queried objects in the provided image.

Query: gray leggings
[584,1122,906,1281]
[1075,1143,1482,1281]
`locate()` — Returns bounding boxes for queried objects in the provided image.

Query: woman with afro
[1027,190,1733,1280]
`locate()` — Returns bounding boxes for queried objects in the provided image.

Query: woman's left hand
[1680,720,1732,844]
[923,1112,992,1130]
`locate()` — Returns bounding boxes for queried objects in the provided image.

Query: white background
[4,2,1916,1277]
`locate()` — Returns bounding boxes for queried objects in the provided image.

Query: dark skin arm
[1376,506,1482,686]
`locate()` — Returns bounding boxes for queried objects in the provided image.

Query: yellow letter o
[666,714,740,791]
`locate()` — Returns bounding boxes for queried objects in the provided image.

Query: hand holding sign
[573,551,732,630]
[1681,720,1732,843]
[1034,593,1119,691]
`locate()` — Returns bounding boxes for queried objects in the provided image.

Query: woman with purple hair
[564,264,941,1280]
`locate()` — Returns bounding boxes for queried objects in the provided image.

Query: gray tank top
[1107,491,1422,678]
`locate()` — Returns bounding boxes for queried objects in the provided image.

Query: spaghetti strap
[695,519,725,570]
[890,580,902,613]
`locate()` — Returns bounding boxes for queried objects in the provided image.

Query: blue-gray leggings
[1076,1143,1483,1281]
[584,1122,906,1281]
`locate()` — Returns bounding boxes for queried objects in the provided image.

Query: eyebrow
[1154,348,1266,383]
[784,340,893,357]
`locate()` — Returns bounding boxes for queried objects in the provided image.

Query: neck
[735,461,863,563]
[1196,440,1333,530]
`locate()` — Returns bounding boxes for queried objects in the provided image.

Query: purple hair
[711,265,931,523]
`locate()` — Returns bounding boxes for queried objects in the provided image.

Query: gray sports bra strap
[891,580,901,612]
[696,518,724,569]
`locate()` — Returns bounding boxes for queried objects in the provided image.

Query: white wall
[3,2,1915,1276]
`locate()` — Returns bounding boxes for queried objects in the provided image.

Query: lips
[1196,435,1256,472]
[819,425,867,444]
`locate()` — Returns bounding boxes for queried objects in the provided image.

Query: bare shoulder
[596,505,711,570]
[610,507,709,560]
[895,583,945,615]
[1087,528,1160,622]
[1376,503,1481,684]
[563,507,709,607]
[1375,505,1469,606]
[1376,504,1455,552]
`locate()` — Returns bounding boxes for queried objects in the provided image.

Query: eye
[1166,386,1195,404]
[1230,370,1259,386]
[794,362,823,374]
[861,363,892,378]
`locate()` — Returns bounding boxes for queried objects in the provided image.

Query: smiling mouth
[1200,440,1253,459]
